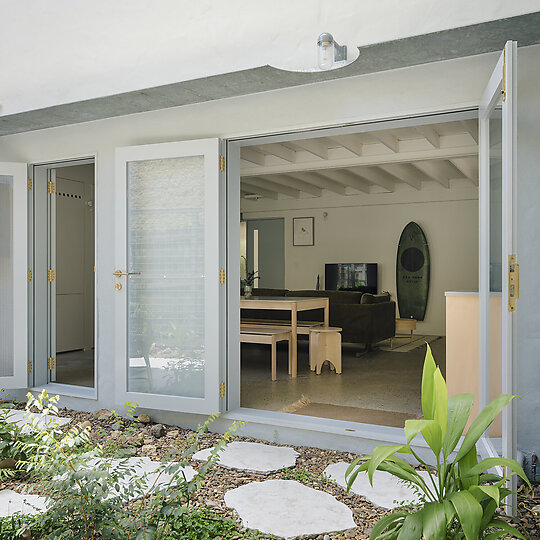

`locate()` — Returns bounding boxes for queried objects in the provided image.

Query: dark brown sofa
[243,288,396,347]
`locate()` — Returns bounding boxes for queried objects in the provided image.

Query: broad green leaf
[458,445,478,489]
[422,502,446,539]
[455,394,514,461]
[443,393,474,458]
[370,512,407,539]
[479,498,498,531]
[420,420,443,457]
[463,457,531,486]
[421,344,437,420]
[433,367,448,441]
[375,461,435,499]
[478,473,502,484]
[487,518,527,540]
[474,484,500,505]
[442,500,455,525]
[396,511,423,539]
[404,419,435,444]
[450,490,483,540]
[367,445,405,486]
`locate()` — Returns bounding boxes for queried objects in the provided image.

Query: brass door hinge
[28,269,33,282]
[47,181,56,194]
[47,269,55,282]
[508,254,519,312]
[27,178,33,190]
[219,155,225,171]
[219,268,225,284]
[47,357,56,370]
[28,361,33,374]
[219,381,226,398]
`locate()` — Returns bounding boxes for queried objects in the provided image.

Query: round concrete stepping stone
[193,441,298,473]
[5,409,71,432]
[224,479,356,539]
[0,490,48,517]
[324,462,434,509]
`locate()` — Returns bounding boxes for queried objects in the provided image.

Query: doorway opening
[32,159,95,388]
[233,112,479,428]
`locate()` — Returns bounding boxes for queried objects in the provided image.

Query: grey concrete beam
[1,12,539,136]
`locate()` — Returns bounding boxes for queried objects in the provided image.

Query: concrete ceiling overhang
[1,12,539,137]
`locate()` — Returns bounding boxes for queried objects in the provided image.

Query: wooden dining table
[240,296,330,377]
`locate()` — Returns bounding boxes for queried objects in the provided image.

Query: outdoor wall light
[317,33,347,70]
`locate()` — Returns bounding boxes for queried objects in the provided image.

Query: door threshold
[30,383,97,400]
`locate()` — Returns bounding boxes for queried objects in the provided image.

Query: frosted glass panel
[489,109,502,293]
[0,176,14,377]
[127,157,205,397]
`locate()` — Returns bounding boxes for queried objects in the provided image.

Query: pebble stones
[137,413,151,424]
[224,479,356,539]
[149,423,165,438]
[193,441,299,474]
[0,490,49,517]
[324,462,432,509]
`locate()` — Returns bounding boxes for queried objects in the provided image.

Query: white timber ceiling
[240,120,479,200]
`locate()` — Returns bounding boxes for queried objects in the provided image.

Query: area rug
[376,334,440,353]
[281,397,422,428]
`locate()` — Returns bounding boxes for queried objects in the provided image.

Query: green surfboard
[396,222,430,321]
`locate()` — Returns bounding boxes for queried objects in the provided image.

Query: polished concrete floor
[240,337,446,416]
[54,349,95,387]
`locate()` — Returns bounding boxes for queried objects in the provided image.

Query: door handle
[113,270,141,278]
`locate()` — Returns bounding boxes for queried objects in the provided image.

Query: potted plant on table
[346,345,530,539]
[241,270,259,298]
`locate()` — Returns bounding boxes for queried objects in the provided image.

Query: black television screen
[325,263,378,294]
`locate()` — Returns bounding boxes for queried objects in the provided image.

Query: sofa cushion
[285,290,363,305]
[360,292,391,305]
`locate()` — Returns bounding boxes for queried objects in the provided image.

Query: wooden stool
[309,326,342,375]
[390,318,417,348]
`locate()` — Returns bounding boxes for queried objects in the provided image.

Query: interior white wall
[0,45,538,463]
[241,186,478,336]
[1,2,539,116]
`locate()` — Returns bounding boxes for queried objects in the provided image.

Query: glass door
[114,139,224,413]
[478,41,517,505]
[0,163,28,389]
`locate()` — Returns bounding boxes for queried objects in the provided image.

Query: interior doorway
[32,160,95,388]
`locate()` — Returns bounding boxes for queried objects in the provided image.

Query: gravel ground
[2,405,539,539]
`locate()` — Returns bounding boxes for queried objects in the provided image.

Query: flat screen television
[325,263,378,294]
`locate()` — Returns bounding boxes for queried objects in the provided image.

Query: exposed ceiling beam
[260,143,297,163]
[290,139,328,160]
[241,144,478,176]
[241,147,266,166]
[240,180,279,199]
[415,125,440,148]
[450,157,479,185]
[317,169,371,194]
[330,135,363,156]
[349,166,396,192]
[288,172,347,195]
[243,176,300,198]
[378,163,425,190]
[411,161,451,188]
[461,119,478,143]
[262,174,323,197]
[372,132,399,152]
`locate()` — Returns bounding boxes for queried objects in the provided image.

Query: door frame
[29,156,98,397]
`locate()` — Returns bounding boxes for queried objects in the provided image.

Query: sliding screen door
[115,140,224,413]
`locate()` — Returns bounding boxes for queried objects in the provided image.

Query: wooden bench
[241,319,323,335]
[240,326,292,381]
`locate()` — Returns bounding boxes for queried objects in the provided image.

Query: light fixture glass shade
[317,32,334,70]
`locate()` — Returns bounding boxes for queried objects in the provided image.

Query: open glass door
[0,163,28,389]
[115,139,224,414]
[478,41,517,505]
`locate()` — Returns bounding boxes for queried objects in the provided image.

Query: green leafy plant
[346,345,530,539]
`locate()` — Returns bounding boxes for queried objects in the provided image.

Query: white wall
[1,1,539,115]
[242,186,478,336]
[0,45,538,462]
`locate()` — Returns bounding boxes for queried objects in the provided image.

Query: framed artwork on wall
[293,217,314,246]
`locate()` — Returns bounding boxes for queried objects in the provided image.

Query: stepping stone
[4,409,71,432]
[56,457,196,501]
[193,441,298,473]
[225,479,355,539]
[324,462,434,509]
[0,490,48,517]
